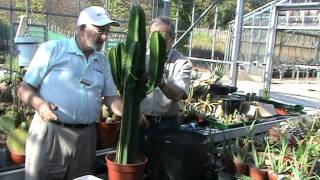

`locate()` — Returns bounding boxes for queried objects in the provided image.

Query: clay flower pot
[268,170,279,180]
[10,152,25,165]
[96,121,121,149]
[221,155,235,175]
[106,152,147,180]
[249,165,268,180]
[275,108,289,115]
[234,160,249,176]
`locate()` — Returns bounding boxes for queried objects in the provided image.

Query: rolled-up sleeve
[171,59,192,95]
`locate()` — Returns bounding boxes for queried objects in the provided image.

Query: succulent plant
[109,5,166,164]
[6,128,28,155]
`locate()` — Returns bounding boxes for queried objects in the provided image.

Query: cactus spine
[109,5,166,164]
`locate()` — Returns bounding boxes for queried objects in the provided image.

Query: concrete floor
[236,79,320,114]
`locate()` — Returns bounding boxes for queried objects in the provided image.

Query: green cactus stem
[109,5,166,164]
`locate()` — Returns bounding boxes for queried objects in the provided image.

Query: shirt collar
[67,37,99,61]
[67,37,84,56]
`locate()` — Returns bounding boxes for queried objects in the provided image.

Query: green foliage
[233,138,249,163]
[291,146,317,179]
[6,128,28,155]
[15,0,45,23]
[0,111,17,134]
[266,136,290,174]
[251,142,267,168]
[209,62,225,84]
[109,5,166,164]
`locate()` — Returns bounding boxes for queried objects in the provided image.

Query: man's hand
[37,102,58,122]
[139,114,150,129]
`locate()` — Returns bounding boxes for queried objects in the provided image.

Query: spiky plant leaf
[6,128,28,155]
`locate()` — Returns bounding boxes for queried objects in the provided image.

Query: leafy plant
[208,62,224,84]
[6,128,28,155]
[109,5,166,164]
[193,93,217,115]
[251,142,267,168]
[291,146,317,180]
[233,138,248,163]
[266,136,291,174]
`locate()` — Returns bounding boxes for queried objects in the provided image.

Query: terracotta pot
[197,114,207,126]
[96,121,121,150]
[221,155,235,175]
[268,170,278,180]
[106,152,148,180]
[275,108,288,115]
[234,160,249,176]
[249,165,268,180]
[10,152,25,165]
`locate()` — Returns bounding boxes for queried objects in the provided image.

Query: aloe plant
[108,5,166,164]
[291,146,317,180]
[266,136,291,174]
[6,128,28,155]
[251,142,267,168]
[233,138,249,163]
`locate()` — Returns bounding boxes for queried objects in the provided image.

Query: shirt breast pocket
[93,70,104,89]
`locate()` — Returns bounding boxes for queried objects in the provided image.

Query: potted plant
[233,138,249,176]
[96,105,121,150]
[249,143,268,180]
[291,146,317,180]
[266,136,291,180]
[6,128,28,164]
[0,107,30,165]
[105,5,167,180]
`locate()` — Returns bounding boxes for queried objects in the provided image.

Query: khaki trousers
[25,114,97,180]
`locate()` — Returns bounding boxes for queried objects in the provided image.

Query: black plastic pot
[209,84,237,96]
[147,130,210,180]
[222,96,244,115]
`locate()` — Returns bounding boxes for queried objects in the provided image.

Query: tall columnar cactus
[109,5,166,164]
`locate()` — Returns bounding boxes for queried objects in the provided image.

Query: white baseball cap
[77,6,120,27]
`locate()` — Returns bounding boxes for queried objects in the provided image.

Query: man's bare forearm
[17,81,45,111]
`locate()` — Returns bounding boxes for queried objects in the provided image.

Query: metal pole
[264,3,278,98]
[263,7,273,64]
[9,0,14,82]
[255,13,263,62]
[45,0,49,41]
[163,0,171,17]
[246,12,255,73]
[152,0,155,19]
[211,0,219,59]
[173,2,215,48]
[174,0,180,43]
[105,0,108,11]
[156,0,159,17]
[188,0,196,57]
[224,24,232,62]
[25,0,29,18]
[229,0,245,87]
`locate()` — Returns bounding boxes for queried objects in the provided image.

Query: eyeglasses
[86,25,110,37]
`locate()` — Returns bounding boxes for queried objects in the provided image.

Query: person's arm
[103,96,123,117]
[159,58,192,101]
[158,82,185,101]
[17,81,57,121]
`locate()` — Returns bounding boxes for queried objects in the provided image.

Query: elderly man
[17,6,122,180]
[140,16,192,131]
